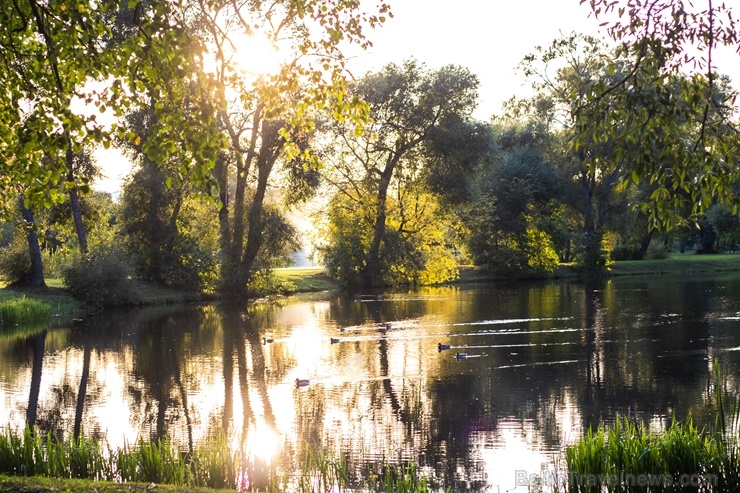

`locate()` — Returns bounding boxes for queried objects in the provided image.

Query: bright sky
[345,0,605,119]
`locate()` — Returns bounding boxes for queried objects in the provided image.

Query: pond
[3,273,740,491]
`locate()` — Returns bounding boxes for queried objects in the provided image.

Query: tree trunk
[66,146,88,253]
[230,106,262,263]
[634,230,654,260]
[19,198,46,288]
[364,164,395,287]
[237,121,280,296]
[239,145,276,294]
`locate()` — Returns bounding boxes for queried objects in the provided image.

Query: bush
[0,236,33,285]
[610,243,637,261]
[645,240,670,259]
[62,246,142,310]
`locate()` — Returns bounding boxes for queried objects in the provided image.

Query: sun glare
[229,31,284,77]
[244,422,280,463]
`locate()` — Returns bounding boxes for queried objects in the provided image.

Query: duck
[438,343,451,351]
[455,352,468,360]
[330,337,340,344]
[295,378,310,387]
[262,337,274,344]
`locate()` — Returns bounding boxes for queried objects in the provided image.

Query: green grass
[565,417,728,492]
[0,475,236,493]
[609,252,740,276]
[273,267,340,293]
[0,297,51,326]
[0,281,79,336]
[566,369,740,492]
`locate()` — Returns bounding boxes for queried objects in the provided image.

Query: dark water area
[4,273,740,490]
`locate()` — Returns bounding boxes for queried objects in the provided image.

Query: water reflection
[4,275,740,490]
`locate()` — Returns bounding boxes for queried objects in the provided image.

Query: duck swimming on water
[438,343,451,351]
[295,378,310,387]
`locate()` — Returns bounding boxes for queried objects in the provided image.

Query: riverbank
[2,253,739,328]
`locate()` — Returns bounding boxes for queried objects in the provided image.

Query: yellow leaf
[134,136,141,145]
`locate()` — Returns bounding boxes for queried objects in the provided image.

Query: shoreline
[2,253,739,330]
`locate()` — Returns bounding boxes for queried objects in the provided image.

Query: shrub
[645,240,670,259]
[0,236,33,285]
[62,246,142,310]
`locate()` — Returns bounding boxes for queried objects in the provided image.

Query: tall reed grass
[0,428,240,488]
[0,297,51,327]
[0,428,440,492]
[565,369,740,492]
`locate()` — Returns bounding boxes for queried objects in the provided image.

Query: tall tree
[465,121,568,276]
[321,60,483,287]
[580,0,740,226]
[164,0,391,298]
[517,33,734,272]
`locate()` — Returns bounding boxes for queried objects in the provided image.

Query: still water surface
[4,274,740,490]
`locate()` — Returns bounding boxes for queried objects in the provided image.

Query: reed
[565,416,729,492]
[0,297,51,327]
[295,445,349,493]
[0,427,443,493]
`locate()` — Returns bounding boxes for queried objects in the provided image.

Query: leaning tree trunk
[238,141,277,296]
[66,146,88,253]
[19,197,46,288]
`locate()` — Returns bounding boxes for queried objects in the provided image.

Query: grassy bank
[0,280,79,334]
[0,475,235,493]
[273,267,340,293]
[0,428,436,493]
[609,252,740,276]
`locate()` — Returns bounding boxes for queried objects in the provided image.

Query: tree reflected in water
[3,276,740,490]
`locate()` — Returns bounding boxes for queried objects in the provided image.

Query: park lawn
[609,252,740,276]
[273,267,340,293]
[0,279,79,317]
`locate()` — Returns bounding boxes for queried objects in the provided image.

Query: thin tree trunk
[230,106,262,263]
[19,197,45,288]
[66,146,88,253]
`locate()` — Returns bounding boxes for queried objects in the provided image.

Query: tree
[1,0,389,297]
[516,33,733,273]
[464,122,567,277]
[580,0,740,226]
[158,0,392,299]
[320,60,484,287]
